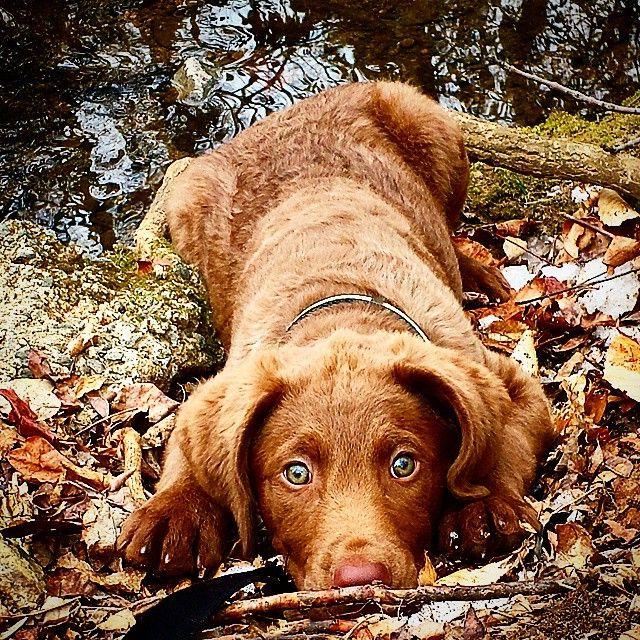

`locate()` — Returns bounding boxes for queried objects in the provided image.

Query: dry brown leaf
[597,188,640,226]
[563,222,593,259]
[74,375,106,399]
[603,333,640,402]
[0,379,61,420]
[7,436,66,484]
[603,236,640,267]
[27,349,53,380]
[112,382,179,424]
[437,556,512,587]
[97,609,136,632]
[452,236,499,266]
[503,236,528,260]
[494,218,533,237]
[554,522,596,570]
[418,552,437,586]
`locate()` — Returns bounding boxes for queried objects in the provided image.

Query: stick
[560,213,615,240]
[606,136,640,154]
[215,579,572,623]
[204,619,357,640]
[516,267,640,306]
[119,427,147,505]
[500,62,640,115]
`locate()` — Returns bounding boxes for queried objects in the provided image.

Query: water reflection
[0,0,637,253]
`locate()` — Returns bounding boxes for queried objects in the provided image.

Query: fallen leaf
[0,389,56,443]
[554,523,596,570]
[437,556,512,587]
[27,349,53,380]
[597,189,640,226]
[603,236,640,268]
[418,552,437,586]
[503,236,528,260]
[510,329,539,377]
[82,497,128,561]
[112,383,179,424]
[97,609,136,632]
[74,375,106,399]
[7,437,65,484]
[67,329,98,357]
[564,222,592,259]
[453,236,499,266]
[494,218,534,237]
[0,379,61,420]
[604,333,640,402]
[41,596,79,626]
[462,606,489,640]
[618,625,640,640]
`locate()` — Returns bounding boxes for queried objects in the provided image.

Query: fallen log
[450,111,640,202]
[215,579,574,623]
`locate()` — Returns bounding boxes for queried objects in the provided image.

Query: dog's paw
[117,485,229,576]
[438,496,539,559]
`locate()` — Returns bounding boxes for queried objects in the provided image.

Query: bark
[450,111,640,202]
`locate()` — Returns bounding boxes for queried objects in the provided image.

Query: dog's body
[118,82,555,589]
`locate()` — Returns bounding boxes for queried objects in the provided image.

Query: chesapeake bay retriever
[117,81,555,589]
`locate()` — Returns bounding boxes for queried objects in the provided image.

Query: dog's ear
[392,345,511,500]
[172,351,286,557]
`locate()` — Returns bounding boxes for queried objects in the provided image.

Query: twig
[516,267,640,306]
[560,213,614,240]
[203,619,356,640]
[117,427,147,504]
[606,136,640,154]
[215,580,572,623]
[500,62,640,115]
[502,236,555,266]
[75,407,140,437]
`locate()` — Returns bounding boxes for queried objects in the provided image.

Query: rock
[0,537,45,614]
[172,57,215,105]
[0,220,223,390]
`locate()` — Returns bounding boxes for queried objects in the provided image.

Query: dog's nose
[332,559,392,587]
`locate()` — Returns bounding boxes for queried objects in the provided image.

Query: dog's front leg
[439,350,554,559]
[117,442,232,576]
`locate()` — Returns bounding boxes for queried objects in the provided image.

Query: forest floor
[2,165,640,639]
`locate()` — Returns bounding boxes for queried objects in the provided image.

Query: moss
[467,95,640,226]
[534,91,640,150]
[465,164,573,227]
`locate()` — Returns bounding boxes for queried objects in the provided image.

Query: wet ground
[1,0,638,254]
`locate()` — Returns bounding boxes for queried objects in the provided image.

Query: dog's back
[163,82,469,348]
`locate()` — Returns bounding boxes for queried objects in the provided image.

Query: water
[1,0,638,254]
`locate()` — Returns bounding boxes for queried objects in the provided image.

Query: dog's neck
[285,294,430,343]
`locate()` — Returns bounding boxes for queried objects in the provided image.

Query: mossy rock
[0,220,223,389]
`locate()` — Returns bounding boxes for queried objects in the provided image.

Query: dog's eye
[390,453,417,479]
[284,462,311,486]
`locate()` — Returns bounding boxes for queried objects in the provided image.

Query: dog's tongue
[124,563,292,640]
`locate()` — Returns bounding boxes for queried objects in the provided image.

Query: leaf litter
[1,188,640,639]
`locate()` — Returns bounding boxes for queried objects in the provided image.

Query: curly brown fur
[118,82,555,587]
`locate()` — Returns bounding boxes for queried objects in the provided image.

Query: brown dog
[117,82,554,589]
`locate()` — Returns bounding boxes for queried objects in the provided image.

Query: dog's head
[175,330,518,589]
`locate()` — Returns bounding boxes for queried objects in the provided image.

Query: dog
[117,81,555,589]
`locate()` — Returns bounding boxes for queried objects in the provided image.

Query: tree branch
[449,111,640,202]
[500,62,640,115]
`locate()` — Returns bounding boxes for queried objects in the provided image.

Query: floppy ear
[171,351,285,557]
[392,344,512,500]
